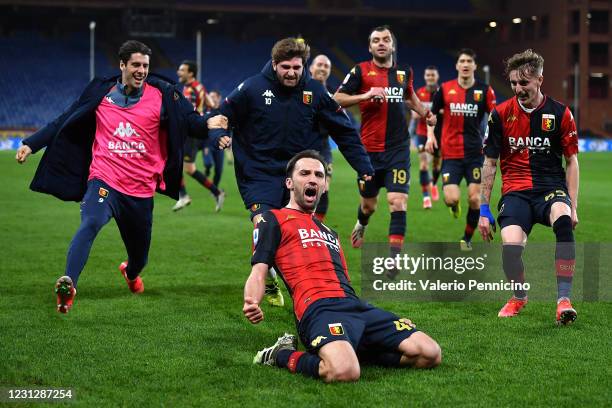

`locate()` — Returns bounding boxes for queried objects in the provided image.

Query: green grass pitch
[0,150,610,406]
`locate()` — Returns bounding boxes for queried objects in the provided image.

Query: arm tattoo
[480,158,498,205]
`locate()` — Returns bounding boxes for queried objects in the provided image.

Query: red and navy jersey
[431,79,496,159]
[484,95,578,195]
[337,61,414,152]
[182,80,206,114]
[251,208,356,321]
[415,86,437,136]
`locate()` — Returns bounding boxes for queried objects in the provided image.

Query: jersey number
[544,190,567,202]
[392,169,407,185]
[265,98,272,105]
[394,320,413,331]
[472,167,481,181]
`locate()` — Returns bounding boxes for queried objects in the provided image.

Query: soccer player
[411,66,442,209]
[243,150,441,382]
[210,38,374,307]
[426,49,496,250]
[172,60,225,212]
[15,41,226,313]
[203,90,225,188]
[309,54,334,221]
[334,25,434,255]
[478,49,579,325]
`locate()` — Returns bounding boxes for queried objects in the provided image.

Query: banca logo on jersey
[298,227,339,252]
[508,135,551,153]
[449,102,478,117]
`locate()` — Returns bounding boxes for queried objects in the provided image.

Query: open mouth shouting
[303,184,318,205]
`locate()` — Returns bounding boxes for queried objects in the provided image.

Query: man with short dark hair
[244,150,441,382]
[479,49,579,325]
[334,25,433,262]
[16,40,226,313]
[172,60,224,212]
[426,48,496,251]
[210,37,374,307]
[411,66,442,209]
[309,54,334,221]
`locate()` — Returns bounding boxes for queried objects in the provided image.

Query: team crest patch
[541,114,555,132]
[442,173,450,183]
[358,179,365,191]
[98,188,109,198]
[473,90,483,102]
[303,91,313,105]
[250,203,260,212]
[396,70,405,84]
[173,91,180,101]
[328,323,344,336]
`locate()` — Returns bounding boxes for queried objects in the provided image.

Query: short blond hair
[504,49,544,78]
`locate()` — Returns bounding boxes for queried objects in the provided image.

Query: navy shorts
[358,146,411,197]
[239,176,289,220]
[497,188,572,235]
[183,137,206,163]
[298,297,418,353]
[441,156,483,186]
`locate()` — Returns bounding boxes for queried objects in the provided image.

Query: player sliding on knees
[479,49,579,325]
[243,150,441,382]
[15,40,227,314]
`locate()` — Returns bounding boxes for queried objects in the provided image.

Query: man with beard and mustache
[15,40,227,313]
[479,49,579,325]
[425,49,496,251]
[243,150,441,382]
[210,38,373,308]
[334,25,433,267]
[309,54,335,222]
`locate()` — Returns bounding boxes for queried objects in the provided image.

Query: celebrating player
[411,66,442,209]
[15,41,226,313]
[172,60,225,212]
[334,25,434,258]
[479,49,579,325]
[309,54,334,221]
[426,49,496,250]
[210,38,374,307]
[243,150,441,382]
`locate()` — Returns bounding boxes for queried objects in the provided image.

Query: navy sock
[189,170,220,196]
[419,170,431,197]
[357,205,371,226]
[276,350,320,379]
[463,208,479,241]
[553,215,575,299]
[432,167,441,185]
[502,244,526,298]
[179,178,187,197]
[389,211,406,257]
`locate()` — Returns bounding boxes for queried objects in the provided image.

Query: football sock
[189,170,220,196]
[463,208,479,241]
[389,211,406,257]
[419,170,431,197]
[432,167,441,185]
[315,191,329,221]
[502,244,526,298]
[357,205,371,226]
[553,215,575,300]
[179,178,187,198]
[276,350,321,379]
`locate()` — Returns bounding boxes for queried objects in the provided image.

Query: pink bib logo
[108,122,146,157]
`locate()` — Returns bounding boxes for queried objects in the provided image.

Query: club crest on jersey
[98,188,109,198]
[396,70,405,84]
[541,114,555,132]
[473,90,483,102]
[250,203,260,212]
[329,323,344,336]
[303,90,313,105]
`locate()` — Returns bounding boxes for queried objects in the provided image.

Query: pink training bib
[89,83,167,197]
